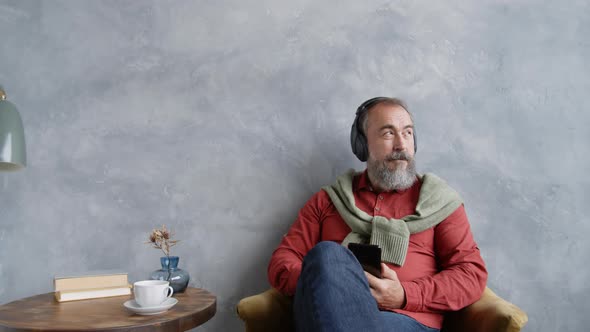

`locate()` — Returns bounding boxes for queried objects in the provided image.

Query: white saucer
[123,298,178,315]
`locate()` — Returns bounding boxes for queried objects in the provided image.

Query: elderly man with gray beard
[267,97,488,332]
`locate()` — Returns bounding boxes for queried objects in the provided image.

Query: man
[268,97,487,332]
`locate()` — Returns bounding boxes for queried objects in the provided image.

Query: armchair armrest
[443,287,528,332]
[237,288,294,332]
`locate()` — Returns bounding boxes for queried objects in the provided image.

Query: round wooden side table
[0,287,216,331]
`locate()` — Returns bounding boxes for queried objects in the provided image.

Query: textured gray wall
[1,1,588,331]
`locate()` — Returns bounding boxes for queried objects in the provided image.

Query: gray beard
[367,152,417,191]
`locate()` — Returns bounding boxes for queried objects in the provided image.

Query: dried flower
[146,225,179,257]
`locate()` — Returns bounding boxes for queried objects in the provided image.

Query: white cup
[133,280,174,307]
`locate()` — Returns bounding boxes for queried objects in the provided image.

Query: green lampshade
[0,85,26,171]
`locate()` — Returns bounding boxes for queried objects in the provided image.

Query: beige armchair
[237,287,527,332]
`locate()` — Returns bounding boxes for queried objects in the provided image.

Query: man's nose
[392,133,406,151]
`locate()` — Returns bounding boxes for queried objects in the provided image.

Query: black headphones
[350,97,418,162]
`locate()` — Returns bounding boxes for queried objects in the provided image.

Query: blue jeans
[294,241,439,332]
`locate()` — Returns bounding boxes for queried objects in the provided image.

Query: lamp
[0,85,26,171]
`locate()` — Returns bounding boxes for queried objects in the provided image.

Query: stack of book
[54,272,132,302]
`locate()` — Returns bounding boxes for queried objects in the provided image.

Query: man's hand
[365,263,406,310]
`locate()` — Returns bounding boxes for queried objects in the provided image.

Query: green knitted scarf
[322,169,463,266]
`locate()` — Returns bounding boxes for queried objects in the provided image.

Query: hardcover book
[54,284,132,302]
[54,272,129,292]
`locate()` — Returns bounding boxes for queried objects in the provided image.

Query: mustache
[385,151,412,161]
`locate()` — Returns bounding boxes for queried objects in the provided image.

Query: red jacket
[267,170,488,329]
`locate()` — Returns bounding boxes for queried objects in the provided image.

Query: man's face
[365,103,417,191]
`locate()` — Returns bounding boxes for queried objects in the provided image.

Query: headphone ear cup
[350,120,368,162]
[357,133,368,162]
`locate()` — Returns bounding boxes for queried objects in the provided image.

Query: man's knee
[299,241,356,285]
[304,241,351,264]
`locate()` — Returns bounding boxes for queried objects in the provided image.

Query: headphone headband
[356,97,393,116]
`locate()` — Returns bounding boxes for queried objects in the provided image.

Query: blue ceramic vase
[150,256,190,293]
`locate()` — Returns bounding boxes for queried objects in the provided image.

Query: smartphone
[347,243,382,278]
